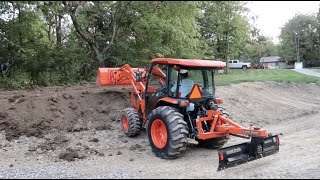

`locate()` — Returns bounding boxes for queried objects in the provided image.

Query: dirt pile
[216,82,320,128]
[0,84,131,141]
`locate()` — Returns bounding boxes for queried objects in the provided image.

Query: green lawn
[215,69,320,86]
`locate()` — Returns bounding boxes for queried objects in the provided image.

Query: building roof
[151,58,226,68]
[259,56,281,63]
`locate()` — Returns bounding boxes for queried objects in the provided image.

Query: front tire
[242,66,248,70]
[120,108,141,137]
[147,106,188,159]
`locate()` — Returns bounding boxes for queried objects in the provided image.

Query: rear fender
[154,97,179,108]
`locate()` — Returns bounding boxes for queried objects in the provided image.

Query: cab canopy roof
[151,58,226,68]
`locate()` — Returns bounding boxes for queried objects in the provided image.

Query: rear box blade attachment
[217,135,280,171]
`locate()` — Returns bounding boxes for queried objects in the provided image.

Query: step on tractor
[96,58,280,170]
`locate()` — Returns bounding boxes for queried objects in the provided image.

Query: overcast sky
[245,1,319,44]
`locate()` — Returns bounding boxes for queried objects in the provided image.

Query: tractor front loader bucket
[217,134,280,171]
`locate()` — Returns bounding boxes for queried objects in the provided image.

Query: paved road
[292,68,320,78]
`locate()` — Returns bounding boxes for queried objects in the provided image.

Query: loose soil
[0,81,319,178]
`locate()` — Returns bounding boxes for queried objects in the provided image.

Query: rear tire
[196,136,229,149]
[242,66,248,70]
[217,106,230,118]
[120,108,141,137]
[147,106,188,159]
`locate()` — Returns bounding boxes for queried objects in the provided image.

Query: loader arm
[113,64,146,104]
[97,64,147,120]
[96,63,166,120]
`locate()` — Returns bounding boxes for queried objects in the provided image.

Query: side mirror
[135,71,142,82]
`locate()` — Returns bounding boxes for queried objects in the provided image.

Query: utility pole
[297,34,300,63]
[294,31,302,69]
[294,32,300,63]
[294,32,298,62]
[226,1,231,74]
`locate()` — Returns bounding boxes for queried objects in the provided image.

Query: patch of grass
[215,69,320,86]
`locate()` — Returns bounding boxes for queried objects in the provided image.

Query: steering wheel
[154,85,167,97]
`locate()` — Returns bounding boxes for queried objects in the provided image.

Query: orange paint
[151,119,168,149]
[196,110,268,140]
[151,58,226,68]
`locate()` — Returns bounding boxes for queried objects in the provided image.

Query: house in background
[259,56,294,69]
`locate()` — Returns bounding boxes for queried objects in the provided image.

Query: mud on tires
[147,106,188,159]
[120,108,141,137]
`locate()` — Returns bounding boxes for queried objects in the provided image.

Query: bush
[0,70,33,89]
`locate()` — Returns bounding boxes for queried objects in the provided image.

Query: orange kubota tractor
[96,58,279,170]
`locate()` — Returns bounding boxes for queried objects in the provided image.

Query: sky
[245,1,319,44]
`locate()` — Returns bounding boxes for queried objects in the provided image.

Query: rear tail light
[276,137,280,145]
[215,98,223,104]
[219,152,224,161]
[180,101,190,107]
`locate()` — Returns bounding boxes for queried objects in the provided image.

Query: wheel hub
[122,115,129,131]
[151,119,168,149]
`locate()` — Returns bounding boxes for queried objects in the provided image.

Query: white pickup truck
[228,60,251,70]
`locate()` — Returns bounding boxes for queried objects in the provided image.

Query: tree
[63,1,203,67]
[119,1,203,64]
[62,1,123,67]
[242,35,278,63]
[199,1,250,61]
[279,14,319,67]
[37,1,66,45]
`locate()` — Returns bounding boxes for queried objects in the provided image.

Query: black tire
[147,106,188,159]
[242,66,248,70]
[217,106,230,118]
[120,108,141,137]
[196,136,229,149]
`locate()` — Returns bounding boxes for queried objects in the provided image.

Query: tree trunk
[94,47,106,67]
[48,25,51,43]
[18,6,22,46]
[69,6,107,67]
[217,38,222,58]
[56,14,62,45]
